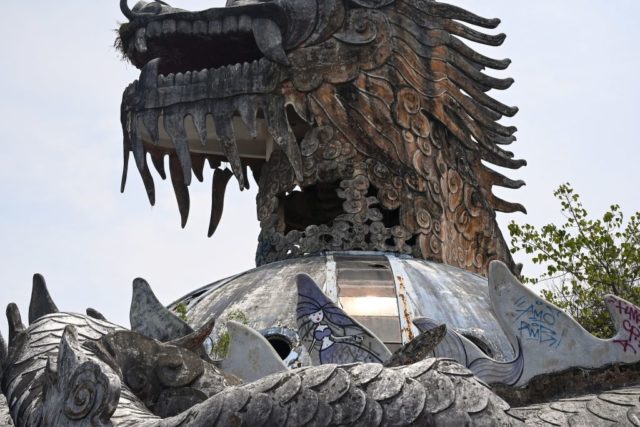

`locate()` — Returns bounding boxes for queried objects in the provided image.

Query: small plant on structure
[509,183,640,338]
[211,310,249,359]
[174,303,189,322]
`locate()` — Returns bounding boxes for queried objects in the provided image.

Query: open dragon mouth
[118,1,312,235]
[126,9,290,74]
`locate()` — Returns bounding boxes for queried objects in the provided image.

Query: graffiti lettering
[513,296,562,348]
[608,297,640,353]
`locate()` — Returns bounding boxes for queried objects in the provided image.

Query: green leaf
[509,183,640,338]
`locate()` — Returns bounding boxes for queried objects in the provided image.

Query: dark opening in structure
[266,335,293,359]
[461,334,494,358]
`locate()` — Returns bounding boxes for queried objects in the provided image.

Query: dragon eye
[124,366,148,391]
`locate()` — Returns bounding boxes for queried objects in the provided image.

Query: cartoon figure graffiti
[296,274,391,365]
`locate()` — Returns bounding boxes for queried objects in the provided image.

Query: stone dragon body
[4,272,640,425]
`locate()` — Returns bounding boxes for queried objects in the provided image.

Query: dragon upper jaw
[122,56,289,179]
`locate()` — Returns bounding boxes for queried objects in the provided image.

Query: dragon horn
[167,317,216,352]
[130,277,194,342]
[29,274,59,324]
[120,0,134,20]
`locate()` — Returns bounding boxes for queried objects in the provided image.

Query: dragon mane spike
[0,332,6,371]
[29,274,59,324]
[430,1,501,29]
[6,303,25,346]
[86,308,108,321]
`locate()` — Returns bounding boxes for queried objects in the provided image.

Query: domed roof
[170,252,515,363]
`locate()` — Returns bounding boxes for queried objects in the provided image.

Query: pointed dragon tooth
[242,62,251,78]
[238,15,252,32]
[150,151,167,180]
[141,109,160,145]
[192,154,206,183]
[195,69,208,83]
[237,97,258,138]
[243,164,250,190]
[223,15,238,33]
[147,21,162,38]
[213,115,245,189]
[208,19,222,35]
[162,19,176,35]
[129,113,146,173]
[191,105,208,145]
[208,168,234,237]
[163,111,193,186]
[177,20,192,35]
[193,20,207,34]
[252,18,289,66]
[266,96,304,182]
[139,159,156,206]
[251,60,260,74]
[169,155,190,228]
[140,58,160,90]
[121,145,130,193]
[120,95,134,192]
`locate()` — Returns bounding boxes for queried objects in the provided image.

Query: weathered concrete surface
[131,277,193,342]
[489,262,640,386]
[508,385,640,425]
[219,321,287,382]
[496,361,640,407]
[413,317,524,387]
[400,259,515,360]
[41,327,121,426]
[170,254,515,365]
[0,393,13,426]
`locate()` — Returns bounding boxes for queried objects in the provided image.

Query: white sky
[1,1,639,335]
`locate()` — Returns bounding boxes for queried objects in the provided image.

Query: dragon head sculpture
[117,0,525,274]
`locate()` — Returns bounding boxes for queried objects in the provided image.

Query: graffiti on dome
[514,296,563,349]
[608,297,640,354]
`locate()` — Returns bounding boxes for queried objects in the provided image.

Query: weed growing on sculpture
[509,183,640,337]
[211,310,248,359]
